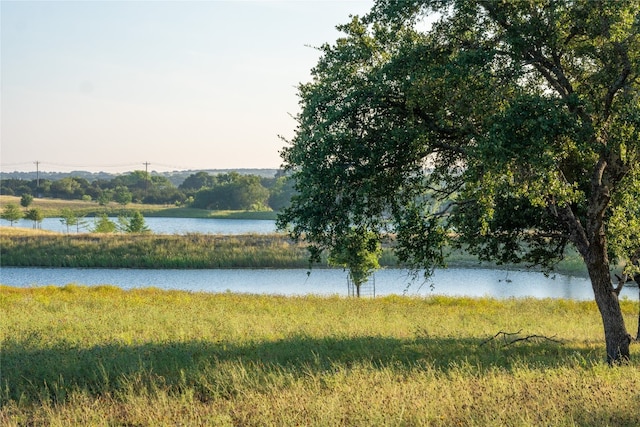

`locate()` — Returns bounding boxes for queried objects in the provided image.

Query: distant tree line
[0,168,279,187]
[0,170,295,211]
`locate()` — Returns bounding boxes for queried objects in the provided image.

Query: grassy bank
[1,286,639,426]
[0,230,316,269]
[147,207,278,220]
[0,195,277,219]
[0,227,587,275]
[1,195,588,275]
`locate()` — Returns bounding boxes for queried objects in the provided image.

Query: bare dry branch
[480,329,563,347]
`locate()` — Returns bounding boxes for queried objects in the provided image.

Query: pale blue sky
[1,0,373,173]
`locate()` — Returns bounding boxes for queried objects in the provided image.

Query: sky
[1,0,374,173]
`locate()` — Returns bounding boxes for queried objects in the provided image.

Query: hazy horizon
[0,165,281,176]
[1,0,373,174]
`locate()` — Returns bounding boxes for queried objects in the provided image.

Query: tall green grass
[1,229,587,276]
[1,286,639,426]
[0,231,399,269]
[0,233,319,268]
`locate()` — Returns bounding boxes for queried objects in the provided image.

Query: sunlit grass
[0,231,316,268]
[149,207,278,219]
[1,227,588,276]
[0,226,59,237]
[2,286,640,426]
[0,195,277,219]
[0,195,163,218]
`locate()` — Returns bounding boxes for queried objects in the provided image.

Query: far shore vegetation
[2,286,640,426]
[1,226,588,276]
[1,169,295,214]
[0,195,278,220]
[1,195,587,275]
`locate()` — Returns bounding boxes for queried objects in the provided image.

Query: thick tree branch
[479,1,599,130]
[478,1,574,96]
[587,152,631,248]
[603,43,632,121]
[589,156,610,217]
[553,202,590,259]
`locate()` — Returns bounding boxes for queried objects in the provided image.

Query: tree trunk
[637,282,640,341]
[580,154,632,364]
[635,273,640,341]
[588,261,631,364]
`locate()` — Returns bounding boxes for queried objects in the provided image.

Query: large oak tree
[278,0,640,363]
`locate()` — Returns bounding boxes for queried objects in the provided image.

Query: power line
[0,161,280,174]
[39,162,142,170]
[34,160,40,193]
[143,161,151,197]
[0,162,153,174]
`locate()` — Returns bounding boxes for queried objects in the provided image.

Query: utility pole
[143,161,151,198]
[34,160,40,197]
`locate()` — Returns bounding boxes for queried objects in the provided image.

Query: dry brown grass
[0,226,59,236]
[0,195,163,217]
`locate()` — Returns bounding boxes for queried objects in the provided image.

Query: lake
[13,216,277,235]
[2,266,637,301]
[5,217,637,301]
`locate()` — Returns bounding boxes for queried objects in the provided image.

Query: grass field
[2,286,640,426]
[0,195,277,219]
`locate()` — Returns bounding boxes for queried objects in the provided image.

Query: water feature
[5,217,637,300]
[2,266,636,301]
[12,216,277,235]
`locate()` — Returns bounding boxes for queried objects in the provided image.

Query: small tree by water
[93,213,117,233]
[119,211,150,233]
[24,208,44,229]
[327,228,381,297]
[1,203,23,226]
[60,208,79,233]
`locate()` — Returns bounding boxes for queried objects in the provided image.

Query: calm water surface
[2,267,636,301]
[13,217,277,235]
[5,217,637,300]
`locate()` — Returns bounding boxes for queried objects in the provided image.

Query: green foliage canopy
[193,173,270,210]
[179,171,218,192]
[24,208,44,229]
[328,227,382,290]
[60,208,79,233]
[1,171,291,211]
[1,203,23,226]
[120,211,150,234]
[113,186,133,206]
[278,0,640,361]
[20,193,33,209]
[93,214,117,234]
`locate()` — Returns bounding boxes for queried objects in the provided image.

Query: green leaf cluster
[1,203,23,226]
[93,213,117,234]
[279,0,640,283]
[118,211,151,234]
[327,227,382,287]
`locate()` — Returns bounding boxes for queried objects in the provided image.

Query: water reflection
[2,267,637,301]
[11,217,277,235]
